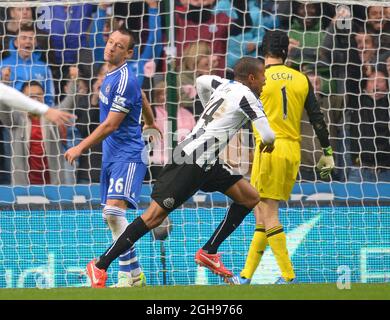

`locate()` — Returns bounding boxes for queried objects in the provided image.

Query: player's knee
[141,206,168,229]
[245,193,260,209]
[254,205,264,224]
[259,200,280,223]
[262,209,279,221]
[105,214,118,227]
[102,206,126,228]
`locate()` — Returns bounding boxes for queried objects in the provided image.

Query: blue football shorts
[100,161,147,209]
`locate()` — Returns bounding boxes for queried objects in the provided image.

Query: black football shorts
[151,161,242,212]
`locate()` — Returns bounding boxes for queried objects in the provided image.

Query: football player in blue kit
[65,28,153,287]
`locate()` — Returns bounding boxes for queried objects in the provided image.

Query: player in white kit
[84,57,276,287]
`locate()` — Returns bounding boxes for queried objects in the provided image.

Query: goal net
[0,0,389,288]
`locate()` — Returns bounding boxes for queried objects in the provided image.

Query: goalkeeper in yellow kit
[229,30,335,285]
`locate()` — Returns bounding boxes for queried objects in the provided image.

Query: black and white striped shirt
[179,75,268,170]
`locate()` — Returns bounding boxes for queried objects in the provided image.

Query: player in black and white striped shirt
[85,57,276,287]
[179,72,269,170]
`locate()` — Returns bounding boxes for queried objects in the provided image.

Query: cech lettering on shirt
[99,90,109,104]
[270,72,293,81]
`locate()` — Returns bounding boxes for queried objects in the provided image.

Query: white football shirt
[179,75,267,170]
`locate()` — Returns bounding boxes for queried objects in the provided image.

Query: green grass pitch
[0,283,389,300]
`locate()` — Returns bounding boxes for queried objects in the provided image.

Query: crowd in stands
[0,0,389,186]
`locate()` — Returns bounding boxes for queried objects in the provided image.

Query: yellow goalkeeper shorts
[250,138,300,201]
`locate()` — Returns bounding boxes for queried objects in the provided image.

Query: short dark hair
[233,57,263,80]
[17,23,36,34]
[115,27,136,50]
[262,30,289,62]
[21,80,44,93]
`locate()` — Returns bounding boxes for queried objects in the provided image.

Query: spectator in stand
[0,23,55,106]
[275,0,293,30]
[88,3,113,70]
[216,0,279,71]
[178,41,218,117]
[321,5,361,94]
[175,0,230,77]
[2,6,33,34]
[90,63,108,108]
[288,2,327,72]
[365,6,390,55]
[1,10,53,69]
[148,80,195,180]
[0,81,76,185]
[346,28,381,166]
[354,29,377,79]
[76,64,106,183]
[320,6,365,180]
[127,0,163,89]
[0,6,33,52]
[385,6,390,27]
[60,66,90,184]
[41,4,97,94]
[379,51,390,78]
[348,64,390,182]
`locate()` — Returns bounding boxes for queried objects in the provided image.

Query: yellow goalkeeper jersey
[251,63,329,201]
[256,64,310,142]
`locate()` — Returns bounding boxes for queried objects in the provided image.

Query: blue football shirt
[99,62,144,162]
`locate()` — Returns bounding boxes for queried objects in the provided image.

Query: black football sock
[202,202,251,254]
[96,216,150,270]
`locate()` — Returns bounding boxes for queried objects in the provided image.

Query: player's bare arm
[253,117,275,153]
[0,82,76,127]
[64,111,126,165]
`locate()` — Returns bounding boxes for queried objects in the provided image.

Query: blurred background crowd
[0,0,389,186]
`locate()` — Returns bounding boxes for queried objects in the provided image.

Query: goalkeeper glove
[260,140,274,153]
[316,146,335,179]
